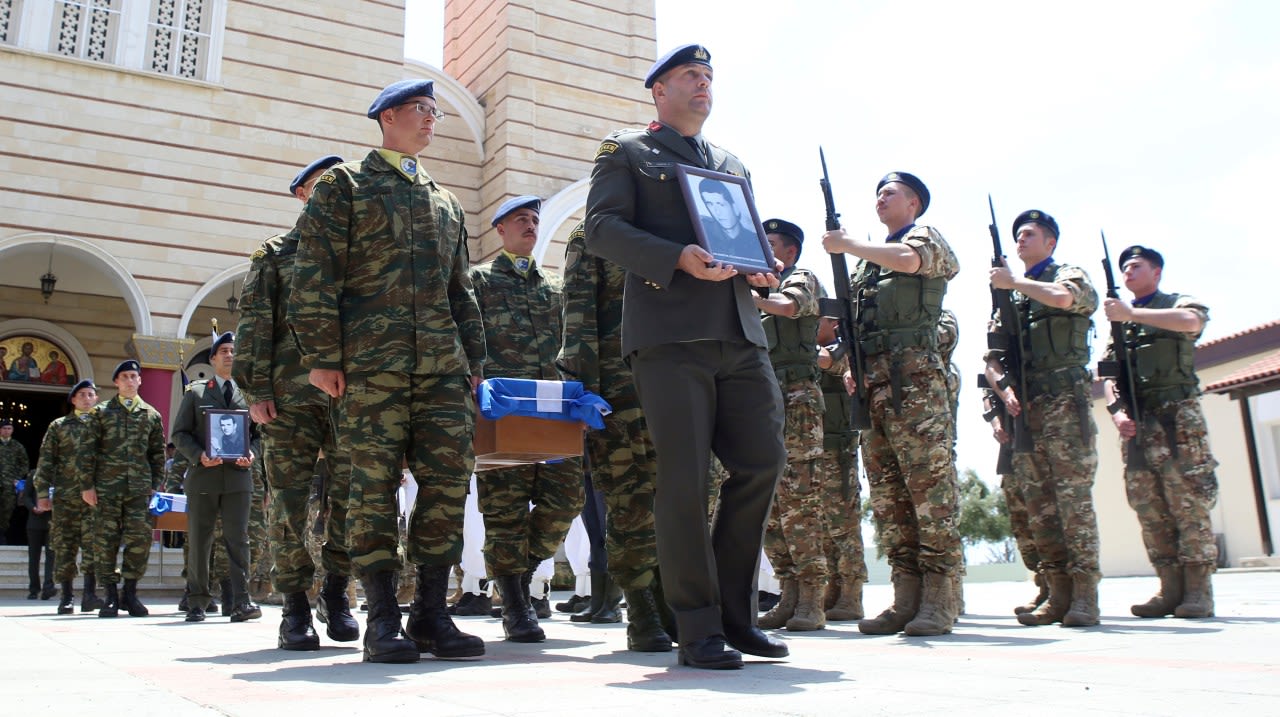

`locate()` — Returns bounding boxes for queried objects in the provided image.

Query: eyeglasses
[399,101,445,120]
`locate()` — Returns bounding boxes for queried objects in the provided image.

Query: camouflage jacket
[470,252,563,380]
[287,150,486,377]
[233,231,326,407]
[0,438,29,485]
[32,412,90,500]
[77,396,165,494]
[557,222,634,403]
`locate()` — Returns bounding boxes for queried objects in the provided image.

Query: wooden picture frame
[205,409,250,460]
[676,164,777,275]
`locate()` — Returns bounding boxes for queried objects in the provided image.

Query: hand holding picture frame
[676,165,778,276]
[205,409,250,460]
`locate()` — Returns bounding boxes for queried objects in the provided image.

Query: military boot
[624,585,673,652]
[98,582,120,618]
[1131,564,1183,618]
[570,571,607,623]
[278,592,320,651]
[121,578,149,617]
[360,571,419,663]
[786,580,827,631]
[904,571,956,636]
[315,573,360,642]
[404,564,486,658]
[495,574,544,642]
[82,572,104,612]
[1014,572,1049,615]
[1062,573,1101,627]
[823,578,840,611]
[522,569,551,620]
[1174,563,1215,618]
[757,578,798,630]
[858,570,922,635]
[591,573,624,624]
[57,580,75,615]
[825,578,864,621]
[1017,571,1072,626]
[952,572,965,619]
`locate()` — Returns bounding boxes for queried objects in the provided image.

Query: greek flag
[477,378,611,430]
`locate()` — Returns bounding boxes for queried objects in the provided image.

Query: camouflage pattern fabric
[78,396,165,583]
[819,360,867,585]
[1011,386,1099,576]
[248,443,271,587]
[1001,471,1040,572]
[0,437,28,535]
[558,221,659,591]
[33,413,95,581]
[1123,397,1219,566]
[288,150,484,577]
[763,379,828,581]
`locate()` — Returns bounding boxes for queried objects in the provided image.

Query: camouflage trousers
[0,484,14,534]
[261,403,351,593]
[91,486,154,583]
[820,439,868,584]
[1001,471,1040,572]
[1012,385,1100,577]
[1123,397,1219,567]
[182,514,227,582]
[249,451,269,581]
[586,405,660,591]
[50,495,95,582]
[861,366,962,576]
[478,457,583,577]
[339,372,474,576]
[763,380,828,582]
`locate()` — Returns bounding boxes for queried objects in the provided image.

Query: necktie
[223,380,233,406]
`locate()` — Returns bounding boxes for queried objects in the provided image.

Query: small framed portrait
[676,165,777,275]
[205,409,250,460]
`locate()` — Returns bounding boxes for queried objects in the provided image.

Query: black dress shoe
[725,626,789,658]
[27,591,38,600]
[677,635,744,670]
[229,603,263,622]
[186,607,206,622]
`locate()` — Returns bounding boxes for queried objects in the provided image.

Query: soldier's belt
[1024,366,1091,400]
[859,329,936,357]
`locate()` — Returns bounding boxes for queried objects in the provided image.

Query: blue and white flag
[477,378,611,430]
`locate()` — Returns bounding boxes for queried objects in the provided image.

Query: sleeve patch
[595,140,620,159]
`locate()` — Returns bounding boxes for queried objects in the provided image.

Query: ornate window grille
[49,0,121,62]
[146,0,210,79]
[1,0,24,45]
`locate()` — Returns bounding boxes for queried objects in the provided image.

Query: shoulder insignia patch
[595,140,620,160]
[318,171,336,184]
[569,226,586,242]
[250,247,267,261]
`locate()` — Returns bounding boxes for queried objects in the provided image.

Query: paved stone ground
[4,571,1278,716]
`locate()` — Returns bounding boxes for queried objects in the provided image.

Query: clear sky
[405,0,1279,481]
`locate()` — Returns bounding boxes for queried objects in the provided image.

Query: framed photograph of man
[205,409,250,460]
[676,165,777,275]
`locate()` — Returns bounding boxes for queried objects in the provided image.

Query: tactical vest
[857,265,947,357]
[820,369,854,449]
[762,276,820,384]
[1126,292,1199,405]
[1017,263,1092,377]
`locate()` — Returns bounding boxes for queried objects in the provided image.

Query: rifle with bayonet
[1096,231,1144,468]
[817,148,870,430]
[979,196,1033,471]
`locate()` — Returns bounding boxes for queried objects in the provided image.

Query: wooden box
[474,414,585,471]
[154,511,188,532]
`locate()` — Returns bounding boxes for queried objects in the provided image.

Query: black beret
[211,332,235,355]
[1013,210,1059,239]
[1118,245,1164,270]
[288,155,343,195]
[491,195,541,227]
[367,79,435,119]
[113,359,141,380]
[877,172,930,217]
[67,379,96,403]
[763,218,804,245]
[0,418,11,427]
[645,44,711,89]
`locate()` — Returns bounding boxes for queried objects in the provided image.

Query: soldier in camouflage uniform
[822,172,962,637]
[937,308,966,617]
[78,360,165,618]
[470,195,584,643]
[247,440,275,604]
[33,379,105,613]
[986,210,1102,628]
[288,79,486,664]
[814,317,867,622]
[235,154,357,650]
[751,219,828,633]
[0,418,28,544]
[558,220,672,652]
[1103,245,1219,619]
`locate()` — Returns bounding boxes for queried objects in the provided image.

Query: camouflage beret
[877,172,930,218]
[645,44,711,89]
[1013,209,1059,239]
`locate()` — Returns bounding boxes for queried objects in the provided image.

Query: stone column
[128,335,195,434]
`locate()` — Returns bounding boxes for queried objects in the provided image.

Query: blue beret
[763,218,804,245]
[1013,210,1059,239]
[491,195,541,227]
[645,44,711,89]
[367,79,435,119]
[67,379,96,403]
[877,172,930,218]
[1119,245,1164,270]
[211,332,235,355]
[113,360,141,380]
[288,155,343,195]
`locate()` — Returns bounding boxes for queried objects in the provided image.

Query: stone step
[0,545,189,598]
